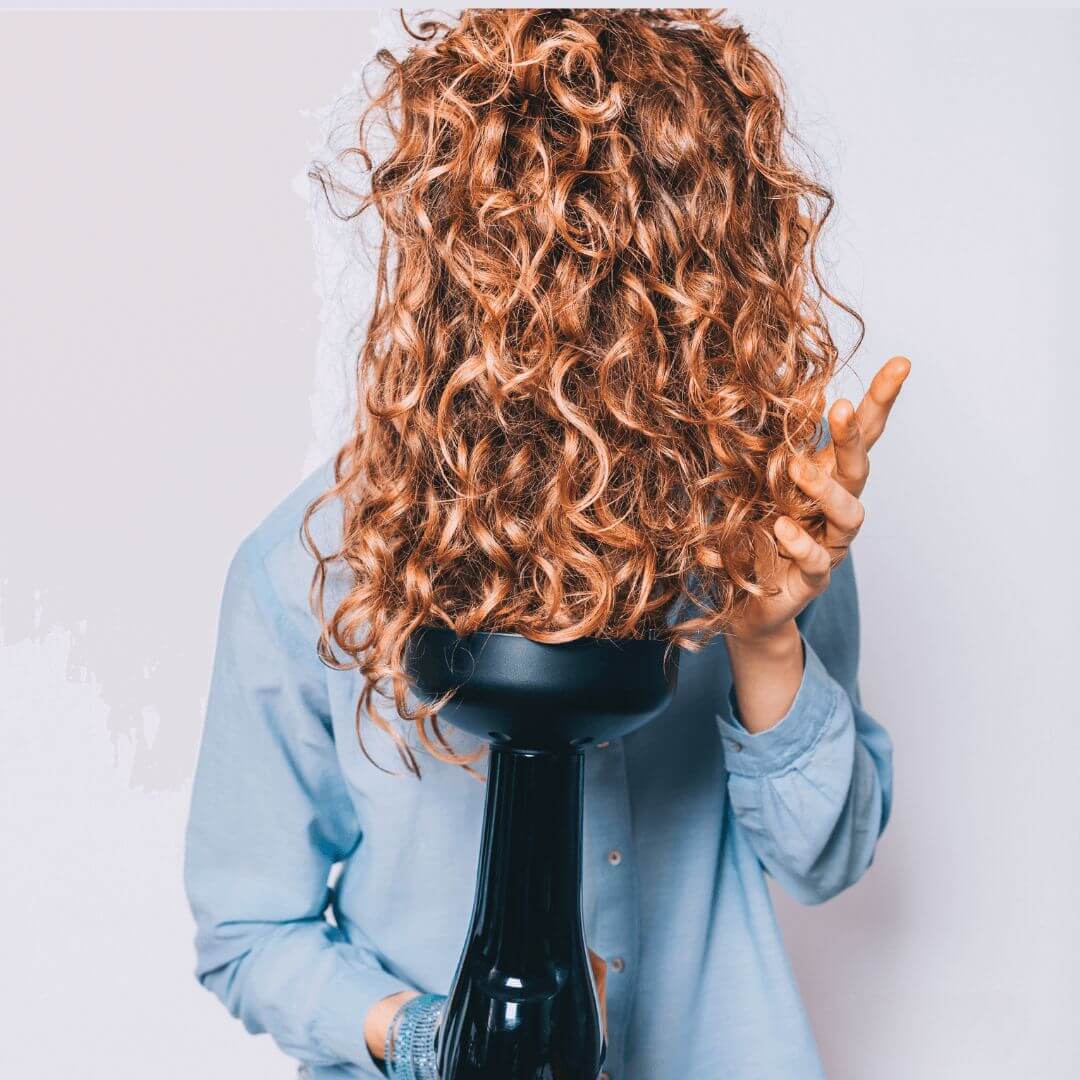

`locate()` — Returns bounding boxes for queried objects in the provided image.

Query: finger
[856,355,911,450]
[827,398,870,497]
[789,456,864,552]
[774,516,831,599]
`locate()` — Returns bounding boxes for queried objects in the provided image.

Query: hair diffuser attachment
[406,626,678,751]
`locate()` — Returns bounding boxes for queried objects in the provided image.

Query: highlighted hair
[303,8,861,775]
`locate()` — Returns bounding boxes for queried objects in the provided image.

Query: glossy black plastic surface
[406,627,679,752]
[405,629,679,1080]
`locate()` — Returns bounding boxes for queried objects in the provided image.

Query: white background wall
[1,9,1077,1078]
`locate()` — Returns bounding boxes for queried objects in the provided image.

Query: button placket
[583,736,637,1080]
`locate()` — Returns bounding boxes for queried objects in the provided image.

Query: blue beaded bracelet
[385,993,445,1080]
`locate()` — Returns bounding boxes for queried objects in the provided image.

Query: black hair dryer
[405,627,679,1080]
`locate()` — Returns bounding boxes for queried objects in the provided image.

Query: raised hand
[724,356,911,731]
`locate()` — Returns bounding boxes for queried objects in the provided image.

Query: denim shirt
[183,461,892,1079]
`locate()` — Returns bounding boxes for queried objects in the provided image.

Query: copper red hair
[303,8,861,776]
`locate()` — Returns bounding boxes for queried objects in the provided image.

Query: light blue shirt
[184,460,892,1079]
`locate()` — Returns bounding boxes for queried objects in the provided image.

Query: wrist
[385,992,446,1080]
[365,990,420,1065]
[726,619,802,663]
[726,620,805,734]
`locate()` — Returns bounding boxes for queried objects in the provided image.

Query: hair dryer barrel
[405,628,679,1079]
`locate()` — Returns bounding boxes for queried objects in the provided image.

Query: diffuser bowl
[405,626,679,752]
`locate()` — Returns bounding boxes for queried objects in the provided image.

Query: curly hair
[303,7,861,776]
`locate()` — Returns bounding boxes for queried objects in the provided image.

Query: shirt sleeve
[716,552,893,905]
[183,538,411,1072]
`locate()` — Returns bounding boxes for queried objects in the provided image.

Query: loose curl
[303,7,862,777]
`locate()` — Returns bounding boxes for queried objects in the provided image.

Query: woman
[184,9,909,1078]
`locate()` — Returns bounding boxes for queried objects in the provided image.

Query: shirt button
[610,956,625,973]
[607,848,623,866]
[726,739,743,752]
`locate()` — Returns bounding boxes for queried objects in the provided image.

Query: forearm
[719,555,894,904]
[193,920,412,1070]
[725,699,886,904]
[726,618,804,733]
[719,626,891,903]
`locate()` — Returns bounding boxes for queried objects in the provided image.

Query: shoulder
[224,456,344,646]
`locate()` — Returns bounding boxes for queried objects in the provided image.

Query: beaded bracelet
[385,993,445,1080]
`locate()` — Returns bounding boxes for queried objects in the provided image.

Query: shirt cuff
[716,635,842,778]
[313,953,414,1073]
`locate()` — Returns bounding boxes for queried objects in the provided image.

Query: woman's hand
[724,356,911,733]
